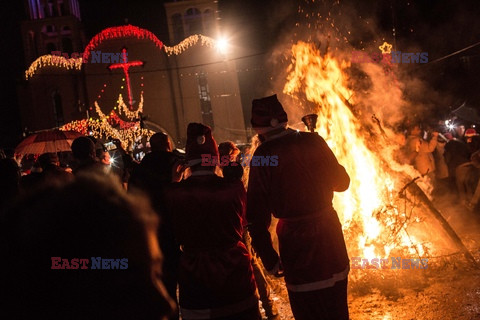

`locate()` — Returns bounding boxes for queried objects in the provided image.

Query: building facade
[18,0,248,148]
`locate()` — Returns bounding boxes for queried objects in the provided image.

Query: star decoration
[379,42,393,54]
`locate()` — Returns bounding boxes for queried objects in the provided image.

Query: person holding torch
[246,94,351,320]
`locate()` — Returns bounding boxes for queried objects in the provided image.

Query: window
[45,25,56,34]
[61,26,71,35]
[172,13,184,44]
[61,37,73,54]
[185,8,203,36]
[47,0,56,17]
[52,91,64,127]
[203,9,216,37]
[28,31,38,58]
[57,0,65,16]
[197,72,214,128]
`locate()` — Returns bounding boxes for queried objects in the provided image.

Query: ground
[264,192,480,320]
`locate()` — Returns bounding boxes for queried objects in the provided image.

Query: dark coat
[166,174,258,317]
[246,129,350,290]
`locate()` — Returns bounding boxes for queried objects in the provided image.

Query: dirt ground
[264,193,480,320]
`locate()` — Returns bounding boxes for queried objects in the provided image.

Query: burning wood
[282,41,479,274]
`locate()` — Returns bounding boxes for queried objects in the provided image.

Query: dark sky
[1,0,480,149]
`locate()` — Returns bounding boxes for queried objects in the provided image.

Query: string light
[60,116,154,150]
[25,54,83,79]
[115,93,144,120]
[82,25,164,62]
[25,25,222,79]
[26,25,222,149]
[164,34,216,56]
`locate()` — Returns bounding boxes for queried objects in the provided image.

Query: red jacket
[167,172,258,317]
[246,129,350,291]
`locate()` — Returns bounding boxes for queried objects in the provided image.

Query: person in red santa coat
[246,94,351,320]
[166,123,261,320]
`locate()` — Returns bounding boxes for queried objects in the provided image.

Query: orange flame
[283,41,428,260]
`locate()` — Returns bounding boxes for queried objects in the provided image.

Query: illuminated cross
[108,48,143,107]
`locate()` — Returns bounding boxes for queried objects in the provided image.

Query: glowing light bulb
[216,37,229,55]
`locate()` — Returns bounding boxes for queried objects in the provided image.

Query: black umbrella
[451,103,480,124]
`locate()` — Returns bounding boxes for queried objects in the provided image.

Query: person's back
[167,123,260,320]
[130,150,178,192]
[246,94,350,320]
[444,138,470,178]
[169,174,245,248]
[128,132,182,320]
[71,136,104,175]
[251,130,349,217]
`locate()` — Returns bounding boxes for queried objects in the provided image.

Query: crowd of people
[2,94,478,319]
[397,120,480,211]
[0,94,352,320]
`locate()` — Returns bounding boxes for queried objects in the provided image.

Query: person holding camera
[405,123,439,177]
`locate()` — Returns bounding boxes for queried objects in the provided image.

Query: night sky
[1,0,480,149]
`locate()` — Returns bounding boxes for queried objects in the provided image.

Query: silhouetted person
[129,132,183,320]
[110,138,135,188]
[167,123,261,320]
[218,141,279,319]
[247,95,350,320]
[0,172,175,319]
[218,141,244,181]
[0,158,20,213]
[71,136,104,175]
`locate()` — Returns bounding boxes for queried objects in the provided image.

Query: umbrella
[15,129,84,155]
[451,103,480,124]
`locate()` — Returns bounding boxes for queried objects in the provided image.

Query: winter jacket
[246,129,350,292]
[167,173,258,318]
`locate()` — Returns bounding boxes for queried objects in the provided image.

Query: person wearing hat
[218,141,244,181]
[166,123,261,320]
[246,94,351,320]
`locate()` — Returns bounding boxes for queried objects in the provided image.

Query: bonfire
[248,42,478,284]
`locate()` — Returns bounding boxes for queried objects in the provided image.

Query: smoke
[255,0,462,133]
[248,0,480,270]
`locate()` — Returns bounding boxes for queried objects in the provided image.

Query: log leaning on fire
[330,86,479,268]
[403,179,479,268]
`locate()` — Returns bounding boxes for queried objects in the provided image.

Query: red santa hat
[465,128,477,137]
[251,94,288,132]
[186,123,219,166]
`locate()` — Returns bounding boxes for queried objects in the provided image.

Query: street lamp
[215,37,229,55]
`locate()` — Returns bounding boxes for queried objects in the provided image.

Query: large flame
[283,41,427,260]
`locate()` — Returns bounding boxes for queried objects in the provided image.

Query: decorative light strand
[82,25,164,62]
[164,34,216,56]
[60,118,154,150]
[116,93,144,120]
[25,54,83,79]
[25,24,220,79]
